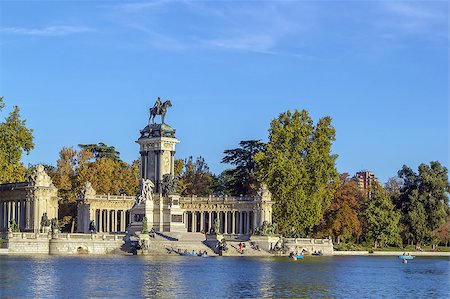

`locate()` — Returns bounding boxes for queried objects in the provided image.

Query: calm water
[0,255,449,298]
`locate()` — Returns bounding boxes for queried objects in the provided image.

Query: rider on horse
[153,97,162,115]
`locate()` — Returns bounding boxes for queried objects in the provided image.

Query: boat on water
[312,252,323,256]
[398,255,414,260]
[289,255,304,260]
[179,253,197,257]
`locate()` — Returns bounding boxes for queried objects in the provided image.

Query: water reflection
[29,257,57,297]
[0,255,448,298]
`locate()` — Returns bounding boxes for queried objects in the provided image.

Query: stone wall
[6,232,126,255]
[284,238,334,255]
[7,233,51,254]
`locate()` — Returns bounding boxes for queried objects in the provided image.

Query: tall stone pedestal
[168,194,185,232]
[128,194,173,234]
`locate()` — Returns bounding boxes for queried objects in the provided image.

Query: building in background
[354,171,378,197]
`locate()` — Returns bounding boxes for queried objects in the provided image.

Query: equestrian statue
[149,97,172,124]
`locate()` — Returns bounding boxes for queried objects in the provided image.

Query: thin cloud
[111,1,314,58]
[118,0,170,13]
[381,1,448,35]
[0,25,94,36]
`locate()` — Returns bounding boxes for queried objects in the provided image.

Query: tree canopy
[221,140,265,196]
[179,156,215,196]
[317,173,364,243]
[53,146,139,230]
[255,109,339,237]
[0,97,34,183]
[397,161,450,246]
[78,142,121,161]
[362,182,402,248]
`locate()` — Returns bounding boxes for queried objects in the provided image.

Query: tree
[255,109,339,237]
[0,97,34,183]
[435,217,450,247]
[221,140,265,196]
[397,161,449,246]
[384,176,402,204]
[362,182,402,248]
[317,173,364,244]
[179,156,215,196]
[78,142,121,161]
[52,146,139,231]
[214,170,234,196]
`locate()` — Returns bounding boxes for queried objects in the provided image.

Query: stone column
[192,212,197,233]
[8,201,12,222]
[107,210,111,232]
[224,212,228,234]
[246,211,250,234]
[16,201,20,229]
[170,151,175,176]
[114,210,118,232]
[236,211,242,234]
[119,210,124,232]
[200,212,205,232]
[208,211,212,233]
[11,201,15,223]
[1,202,4,229]
[99,210,103,232]
[0,202,3,229]
[25,200,30,230]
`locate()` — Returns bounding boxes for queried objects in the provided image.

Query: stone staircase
[222,240,272,256]
[147,232,215,255]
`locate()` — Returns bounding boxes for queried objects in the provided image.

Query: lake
[0,255,448,298]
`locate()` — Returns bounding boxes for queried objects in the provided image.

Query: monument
[128,97,184,234]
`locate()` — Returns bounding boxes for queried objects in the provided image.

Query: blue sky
[0,1,448,183]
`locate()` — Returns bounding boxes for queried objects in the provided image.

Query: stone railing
[180,195,257,203]
[0,181,29,191]
[93,194,135,201]
[7,232,126,241]
[284,238,333,245]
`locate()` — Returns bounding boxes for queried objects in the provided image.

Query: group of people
[177,249,208,257]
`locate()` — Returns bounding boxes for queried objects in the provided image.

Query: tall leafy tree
[0,97,34,183]
[397,161,449,246]
[53,146,139,230]
[362,182,402,248]
[179,156,215,196]
[221,140,265,196]
[384,176,402,204]
[255,109,339,237]
[317,173,364,243]
[78,142,121,161]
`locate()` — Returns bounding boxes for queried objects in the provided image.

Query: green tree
[0,97,34,183]
[221,140,265,196]
[255,109,339,237]
[214,170,234,196]
[362,183,402,248]
[384,176,402,204]
[397,161,449,246]
[78,142,121,161]
[317,173,364,244]
[180,156,215,196]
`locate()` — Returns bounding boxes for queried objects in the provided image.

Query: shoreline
[2,250,450,257]
[333,250,450,257]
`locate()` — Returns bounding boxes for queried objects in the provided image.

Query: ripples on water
[0,255,449,298]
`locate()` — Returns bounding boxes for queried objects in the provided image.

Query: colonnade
[184,210,255,235]
[94,209,130,233]
[0,200,31,231]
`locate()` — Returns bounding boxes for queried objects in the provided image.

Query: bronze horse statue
[149,100,172,124]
